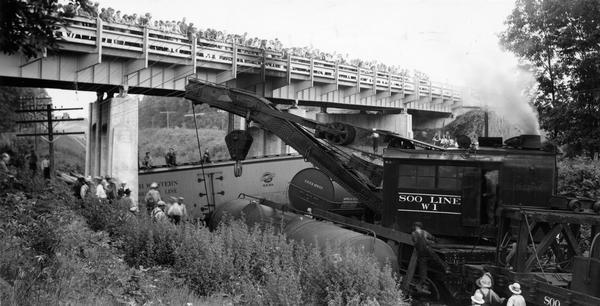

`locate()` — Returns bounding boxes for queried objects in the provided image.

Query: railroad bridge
[0,17,466,200]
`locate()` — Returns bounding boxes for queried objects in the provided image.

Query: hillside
[138,128,229,165]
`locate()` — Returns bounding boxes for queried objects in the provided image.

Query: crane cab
[381,137,557,238]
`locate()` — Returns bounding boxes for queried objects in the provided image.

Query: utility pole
[160,110,175,129]
[16,102,85,179]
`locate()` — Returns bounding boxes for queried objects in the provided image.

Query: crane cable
[191,101,212,214]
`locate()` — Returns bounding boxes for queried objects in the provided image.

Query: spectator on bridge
[144,182,162,215]
[165,147,177,167]
[41,155,50,180]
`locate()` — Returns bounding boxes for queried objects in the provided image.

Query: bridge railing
[56,17,461,110]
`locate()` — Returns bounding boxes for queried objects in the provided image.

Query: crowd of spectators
[56,2,429,79]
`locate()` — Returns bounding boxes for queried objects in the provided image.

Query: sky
[49,0,520,118]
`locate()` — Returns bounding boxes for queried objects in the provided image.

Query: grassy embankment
[139,128,229,166]
[0,173,407,305]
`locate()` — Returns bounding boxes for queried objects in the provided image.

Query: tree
[0,87,48,132]
[500,0,600,157]
[0,0,91,59]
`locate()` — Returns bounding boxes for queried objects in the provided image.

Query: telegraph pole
[160,110,175,128]
[16,102,85,178]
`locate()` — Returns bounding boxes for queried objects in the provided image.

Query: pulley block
[324,122,356,145]
[225,130,253,177]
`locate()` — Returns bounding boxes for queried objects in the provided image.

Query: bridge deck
[0,16,462,113]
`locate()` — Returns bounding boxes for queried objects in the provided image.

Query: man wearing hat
[471,290,485,305]
[167,196,187,225]
[152,200,168,222]
[94,176,107,199]
[117,181,131,199]
[144,182,162,216]
[411,221,450,293]
[165,147,177,167]
[142,152,153,169]
[506,283,525,306]
[474,272,505,305]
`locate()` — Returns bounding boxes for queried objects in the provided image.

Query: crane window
[438,166,462,191]
[397,165,435,188]
[397,164,462,191]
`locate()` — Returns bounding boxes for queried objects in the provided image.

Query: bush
[557,156,600,199]
[75,189,407,305]
[0,181,205,305]
[173,219,406,305]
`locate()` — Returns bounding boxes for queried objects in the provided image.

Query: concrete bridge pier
[86,92,139,203]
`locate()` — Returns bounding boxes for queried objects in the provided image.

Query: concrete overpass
[0,17,461,113]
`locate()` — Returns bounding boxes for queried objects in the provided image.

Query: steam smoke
[455,48,540,135]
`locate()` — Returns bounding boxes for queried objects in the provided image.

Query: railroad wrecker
[184,79,600,305]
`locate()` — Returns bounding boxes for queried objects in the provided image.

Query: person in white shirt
[95,177,107,199]
[41,156,50,180]
[167,196,187,225]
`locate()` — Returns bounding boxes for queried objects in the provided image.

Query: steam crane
[185,79,439,217]
[185,79,600,305]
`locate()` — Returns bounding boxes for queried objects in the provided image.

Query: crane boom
[185,79,384,213]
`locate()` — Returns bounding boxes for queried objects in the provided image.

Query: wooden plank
[562,224,583,256]
[525,224,563,272]
[401,249,418,291]
[515,220,530,272]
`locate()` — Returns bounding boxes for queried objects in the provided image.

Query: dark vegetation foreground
[0,175,406,305]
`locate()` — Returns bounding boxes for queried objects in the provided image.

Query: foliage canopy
[0,0,91,59]
[500,0,600,156]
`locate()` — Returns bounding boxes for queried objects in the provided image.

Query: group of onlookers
[432,132,457,148]
[57,3,430,78]
[411,221,526,305]
[470,272,526,306]
[140,148,212,170]
[75,175,189,225]
[0,150,52,184]
[144,182,189,224]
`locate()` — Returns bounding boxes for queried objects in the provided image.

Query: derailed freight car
[138,155,311,219]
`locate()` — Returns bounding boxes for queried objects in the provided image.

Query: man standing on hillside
[41,155,50,180]
[26,149,38,176]
[167,196,187,225]
[144,182,161,215]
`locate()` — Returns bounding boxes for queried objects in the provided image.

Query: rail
[55,16,462,108]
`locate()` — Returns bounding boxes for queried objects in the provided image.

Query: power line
[160,110,176,128]
[15,100,85,179]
